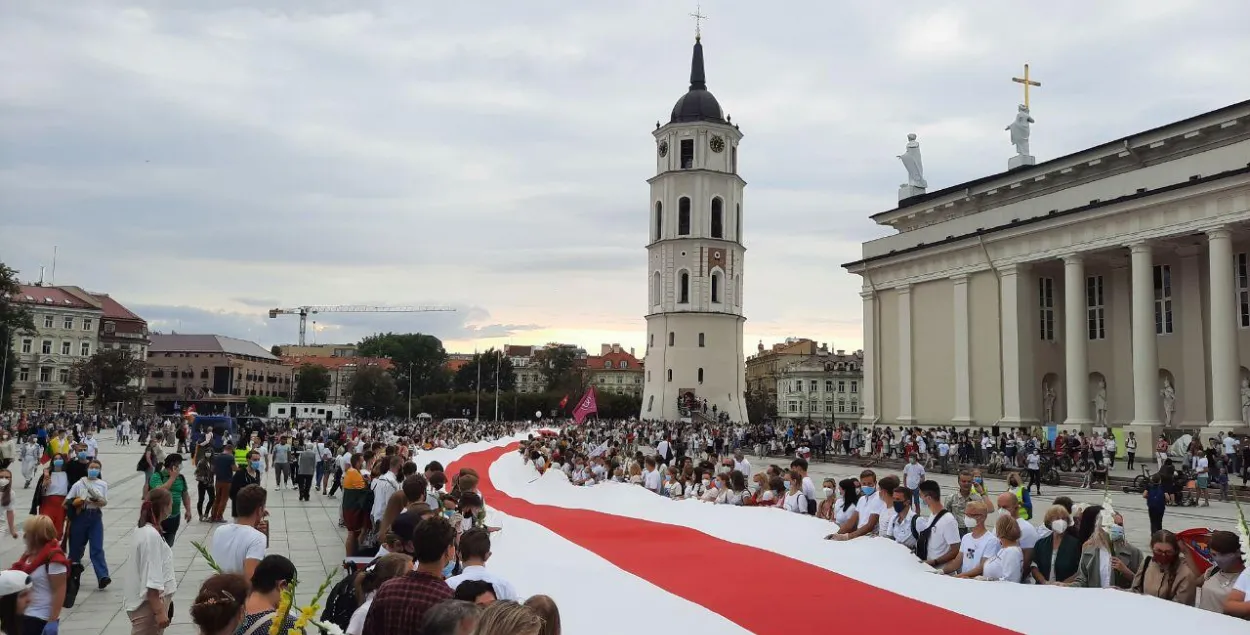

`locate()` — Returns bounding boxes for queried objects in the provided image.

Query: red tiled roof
[283,355,395,371]
[504,345,534,357]
[586,350,643,370]
[90,293,143,321]
[12,285,97,310]
[445,359,471,373]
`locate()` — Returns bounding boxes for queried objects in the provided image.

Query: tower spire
[689,35,707,91]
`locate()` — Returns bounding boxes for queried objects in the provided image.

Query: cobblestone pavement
[0,433,348,635]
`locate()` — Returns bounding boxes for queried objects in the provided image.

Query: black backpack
[320,571,360,631]
[911,509,950,560]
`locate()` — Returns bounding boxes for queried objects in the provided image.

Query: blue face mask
[441,559,456,578]
[250,461,262,470]
[861,485,875,496]
[88,468,100,479]
[1108,525,1125,542]
[77,452,88,461]
[52,459,64,469]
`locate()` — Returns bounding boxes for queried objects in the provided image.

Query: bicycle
[1124,463,1154,494]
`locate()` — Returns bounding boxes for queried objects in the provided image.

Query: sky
[2,1,1247,357]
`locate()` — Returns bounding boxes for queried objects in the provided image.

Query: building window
[678,197,691,235]
[788,401,798,413]
[103,321,114,334]
[619,361,627,369]
[60,341,70,356]
[736,203,742,240]
[809,401,818,412]
[731,146,737,173]
[1153,264,1174,334]
[41,340,52,355]
[39,367,51,382]
[795,379,803,392]
[667,369,673,382]
[825,402,834,413]
[654,201,663,241]
[679,271,690,304]
[647,396,654,412]
[698,333,705,347]
[668,332,675,346]
[58,368,69,384]
[83,318,92,331]
[20,339,31,354]
[838,400,846,413]
[63,317,73,330]
[839,380,847,392]
[80,342,90,357]
[18,368,28,382]
[1086,275,1106,340]
[680,139,694,169]
[42,315,52,328]
[697,368,704,384]
[710,197,723,238]
[1038,277,1055,341]
[823,380,832,392]
[850,381,858,393]
[711,273,720,303]
[1239,253,1250,328]
[603,360,611,369]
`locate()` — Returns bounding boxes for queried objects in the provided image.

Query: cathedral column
[999,263,1034,424]
[860,290,878,423]
[952,274,972,424]
[1063,255,1092,427]
[1207,228,1245,429]
[897,285,915,423]
[1129,242,1161,426]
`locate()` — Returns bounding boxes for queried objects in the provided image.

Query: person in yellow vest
[49,429,72,459]
[1005,472,1033,520]
[234,445,249,467]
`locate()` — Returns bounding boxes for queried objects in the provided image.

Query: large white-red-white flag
[572,387,598,425]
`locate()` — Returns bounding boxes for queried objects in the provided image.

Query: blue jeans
[69,508,109,580]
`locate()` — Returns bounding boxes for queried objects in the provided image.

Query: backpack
[1146,484,1166,509]
[911,509,950,560]
[320,571,360,631]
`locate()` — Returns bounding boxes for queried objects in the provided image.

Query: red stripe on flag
[447,444,1020,635]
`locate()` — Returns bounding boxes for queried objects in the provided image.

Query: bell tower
[640,34,747,423]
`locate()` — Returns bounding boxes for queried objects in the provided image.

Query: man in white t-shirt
[828,470,887,541]
[210,485,268,579]
[918,480,961,569]
[642,457,662,494]
[732,451,751,479]
[446,529,518,600]
[996,491,1039,581]
[902,456,926,508]
[884,487,918,550]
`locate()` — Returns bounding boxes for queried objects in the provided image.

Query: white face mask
[963,515,978,528]
[0,479,9,488]
[1050,519,1068,535]
[822,487,834,499]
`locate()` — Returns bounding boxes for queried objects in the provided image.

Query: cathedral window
[678,271,690,304]
[680,139,694,169]
[1153,264,1173,334]
[1038,277,1055,341]
[678,198,691,235]
[698,368,704,384]
[710,197,723,238]
[735,203,741,239]
[711,273,721,303]
[654,202,663,241]
[1238,253,1249,327]
[667,369,673,382]
[1086,275,1106,340]
[731,146,737,173]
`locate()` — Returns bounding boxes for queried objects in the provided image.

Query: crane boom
[268,305,455,346]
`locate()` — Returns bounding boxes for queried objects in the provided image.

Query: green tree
[357,332,450,399]
[347,365,398,419]
[453,348,515,393]
[70,348,147,411]
[745,389,772,424]
[533,345,583,394]
[270,345,284,357]
[0,263,36,411]
[294,363,332,402]
[246,395,283,416]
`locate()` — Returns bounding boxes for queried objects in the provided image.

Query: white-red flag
[572,387,598,425]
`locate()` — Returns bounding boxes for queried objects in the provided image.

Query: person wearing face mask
[943,470,992,538]
[1131,529,1196,605]
[149,455,192,547]
[946,502,999,578]
[62,445,91,486]
[81,431,97,462]
[35,455,70,542]
[229,451,262,518]
[1197,530,1245,613]
[698,472,720,503]
[65,459,110,589]
[0,432,15,471]
[361,516,456,635]
[815,479,838,521]
[781,469,807,514]
[828,470,885,541]
[0,469,15,539]
[1029,505,1080,584]
[883,487,918,550]
[1071,507,1142,590]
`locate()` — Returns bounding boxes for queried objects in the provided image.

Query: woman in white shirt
[981,514,1024,582]
[782,470,808,514]
[66,459,111,588]
[346,554,412,635]
[124,489,176,635]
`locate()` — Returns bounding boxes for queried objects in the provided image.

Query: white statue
[1042,383,1056,423]
[898,133,927,189]
[1160,377,1176,426]
[1240,378,1250,425]
[1092,380,1108,426]
[1006,104,1035,156]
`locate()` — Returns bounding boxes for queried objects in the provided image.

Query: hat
[0,570,32,596]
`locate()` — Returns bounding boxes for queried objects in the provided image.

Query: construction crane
[268,305,455,346]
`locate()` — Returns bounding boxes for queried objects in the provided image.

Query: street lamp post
[407,361,413,422]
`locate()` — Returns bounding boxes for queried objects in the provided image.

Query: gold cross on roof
[690,4,708,39]
[1012,63,1041,109]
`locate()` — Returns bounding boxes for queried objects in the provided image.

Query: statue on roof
[1006,104,1035,158]
[897,133,927,201]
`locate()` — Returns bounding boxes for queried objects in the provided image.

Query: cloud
[3,0,1248,356]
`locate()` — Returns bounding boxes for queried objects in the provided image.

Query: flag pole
[493,349,500,422]
[474,348,480,423]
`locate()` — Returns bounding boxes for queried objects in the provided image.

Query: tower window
[710,197,723,238]
[731,146,737,173]
[698,368,704,384]
[679,271,690,304]
[668,331,675,346]
[735,203,741,240]
[698,333,705,347]
[651,272,661,306]
[680,139,694,169]
[667,369,673,382]
[654,201,663,241]
[711,273,721,303]
[678,197,691,235]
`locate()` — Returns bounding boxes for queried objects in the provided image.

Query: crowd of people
[0,409,1246,635]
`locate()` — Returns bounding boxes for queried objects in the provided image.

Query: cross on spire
[1012,63,1042,110]
[690,4,707,40]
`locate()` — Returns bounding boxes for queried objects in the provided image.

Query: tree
[270,345,284,357]
[357,332,450,400]
[246,395,283,416]
[745,389,772,424]
[533,345,583,394]
[294,363,331,402]
[70,349,147,411]
[347,366,398,419]
[453,348,515,393]
[0,263,36,411]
